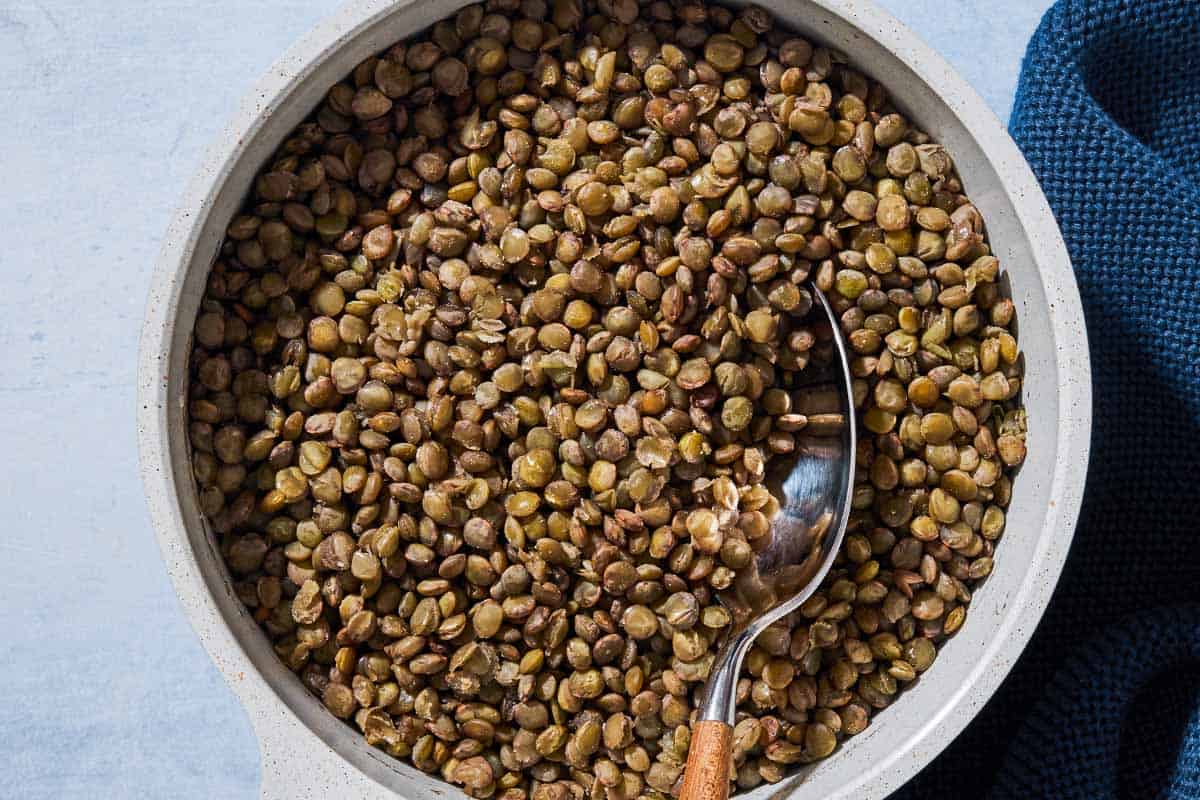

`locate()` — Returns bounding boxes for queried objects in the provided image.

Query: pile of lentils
[187,0,1028,796]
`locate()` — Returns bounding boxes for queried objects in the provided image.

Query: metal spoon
[679,286,857,800]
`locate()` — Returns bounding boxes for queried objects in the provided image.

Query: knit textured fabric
[890,1,1200,797]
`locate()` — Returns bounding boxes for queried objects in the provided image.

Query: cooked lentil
[187,0,1026,797]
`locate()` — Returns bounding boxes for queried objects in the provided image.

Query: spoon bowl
[681,285,857,800]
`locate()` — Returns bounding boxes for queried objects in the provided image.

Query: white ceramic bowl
[137,0,1092,796]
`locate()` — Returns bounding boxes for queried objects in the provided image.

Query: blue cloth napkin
[892,1,1200,797]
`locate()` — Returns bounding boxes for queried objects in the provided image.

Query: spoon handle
[679,720,732,800]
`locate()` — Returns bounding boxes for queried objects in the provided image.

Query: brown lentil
[190,1,1026,796]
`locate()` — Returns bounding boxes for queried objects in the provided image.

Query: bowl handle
[249,703,395,798]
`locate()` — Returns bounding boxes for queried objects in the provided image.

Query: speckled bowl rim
[137,1,1092,797]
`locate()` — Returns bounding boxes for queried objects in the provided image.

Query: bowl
[137,0,1092,796]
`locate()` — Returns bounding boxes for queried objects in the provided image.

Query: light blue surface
[0,1,1052,796]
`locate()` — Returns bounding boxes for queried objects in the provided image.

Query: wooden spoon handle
[679,720,733,800]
